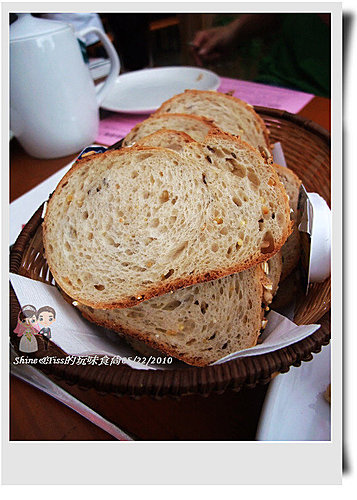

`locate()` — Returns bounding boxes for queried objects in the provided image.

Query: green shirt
[256,14,330,97]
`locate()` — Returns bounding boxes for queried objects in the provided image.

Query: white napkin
[10,273,320,370]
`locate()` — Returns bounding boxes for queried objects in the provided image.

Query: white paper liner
[10,273,320,370]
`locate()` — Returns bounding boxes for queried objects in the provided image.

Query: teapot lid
[10,13,70,42]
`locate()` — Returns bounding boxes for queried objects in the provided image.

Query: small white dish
[256,343,331,441]
[99,66,221,114]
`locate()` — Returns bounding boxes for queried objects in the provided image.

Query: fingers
[190,27,226,65]
[190,31,209,65]
[198,35,221,57]
[192,29,210,48]
[194,29,218,56]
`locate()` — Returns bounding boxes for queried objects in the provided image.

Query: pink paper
[96,76,314,146]
[218,77,313,113]
[97,113,149,146]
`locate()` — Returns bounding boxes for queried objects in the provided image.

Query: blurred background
[10,12,330,97]
[98,12,331,97]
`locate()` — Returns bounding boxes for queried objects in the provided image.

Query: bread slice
[77,266,266,366]
[155,89,270,152]
[125,250,281,353]
[43,131,291,309]
[123,113,219,147]
[138,130,285,296]
[140,133,299,282]
[273,164,302,281]
[55,250,280,366]
[72,253,282,366]
[138,129,195,152]
[139,129,285,293]
[69,133,283,366]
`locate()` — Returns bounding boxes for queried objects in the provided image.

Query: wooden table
[9,96,331,441]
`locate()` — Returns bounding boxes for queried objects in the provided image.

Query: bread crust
[123,112,220,146]
[155,89,271,151]
[138,129,196,147]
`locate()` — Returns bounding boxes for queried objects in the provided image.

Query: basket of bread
[10,90,331,397]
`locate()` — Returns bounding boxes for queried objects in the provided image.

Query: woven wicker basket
[10,107,331,397]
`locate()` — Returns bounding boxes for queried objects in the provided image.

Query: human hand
[191,24,238,66]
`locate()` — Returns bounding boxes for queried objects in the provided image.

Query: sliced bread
[273,164,302,280]
[74,252,282,366]
[155,89,270,152]
[77,266,266,366]
[123,113,219,147]
[137,129,195,152]
[43,131,291,309]
[140,132,300,282]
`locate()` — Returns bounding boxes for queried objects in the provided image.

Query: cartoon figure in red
[13,304,40,353]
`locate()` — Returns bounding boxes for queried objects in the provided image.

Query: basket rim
[253,105,330,144]
[9,107,331,397]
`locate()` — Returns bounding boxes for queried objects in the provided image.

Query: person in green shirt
[192,13,330,97]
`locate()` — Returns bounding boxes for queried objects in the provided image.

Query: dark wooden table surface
[9,96,331,441]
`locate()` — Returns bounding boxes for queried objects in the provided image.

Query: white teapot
[10,13,120,158]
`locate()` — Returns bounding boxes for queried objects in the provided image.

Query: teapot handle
[76,27,120,105]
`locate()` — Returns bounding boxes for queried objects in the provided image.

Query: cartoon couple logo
[13,304,56,354]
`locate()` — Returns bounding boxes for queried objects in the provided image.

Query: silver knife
[10,345,135,441]
[297,184,314,293]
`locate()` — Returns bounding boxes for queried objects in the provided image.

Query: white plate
[256,343,331,441]
[99,66,221,114]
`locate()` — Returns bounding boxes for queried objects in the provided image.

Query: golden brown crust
[123,112,220,146]
[280,225,301,281]
[154,89,271,151]
[138,129,196,146]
